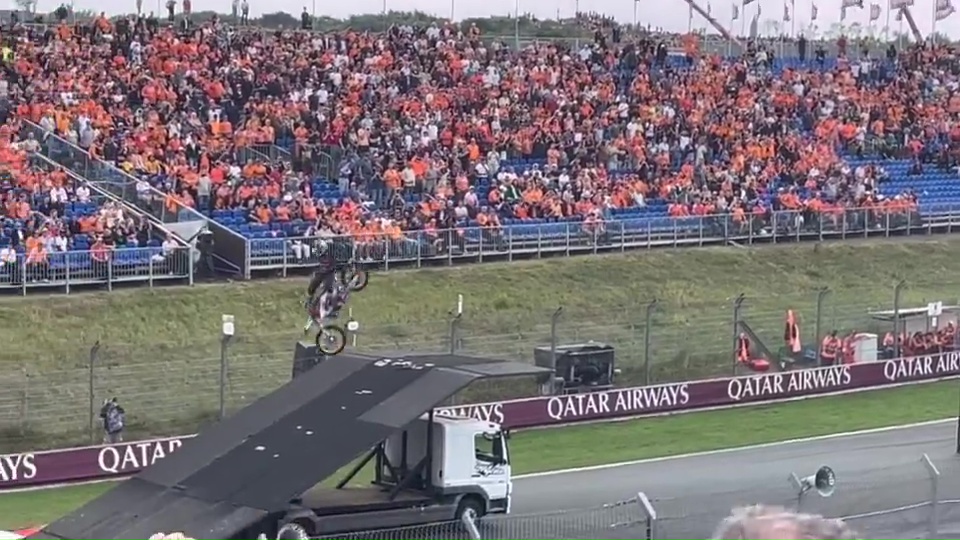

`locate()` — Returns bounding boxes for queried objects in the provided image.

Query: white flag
[869,3,881,19]
[783,3,791,20]
[742,0,756,5]
[936,0,955,19]
[732,3,740,19]
[811,3,819,18]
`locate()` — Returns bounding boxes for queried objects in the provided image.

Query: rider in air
[304,239,343,331]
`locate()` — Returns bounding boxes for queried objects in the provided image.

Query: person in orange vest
[881,331,896,359]
[737,333,751,363]
[841,331,857,364]
[943,322,957,351]
[820,331,839,365]
[784,310,801,354]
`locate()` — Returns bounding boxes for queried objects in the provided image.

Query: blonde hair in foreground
[712,505,860,540]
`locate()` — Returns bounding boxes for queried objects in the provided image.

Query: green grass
[1,380,954,530]
[3,237,960,448]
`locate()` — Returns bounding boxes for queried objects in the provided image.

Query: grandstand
[3,10,960,285]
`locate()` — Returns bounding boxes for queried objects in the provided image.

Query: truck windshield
[475,432,506,464]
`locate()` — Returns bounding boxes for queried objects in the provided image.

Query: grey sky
[38,0,960,39]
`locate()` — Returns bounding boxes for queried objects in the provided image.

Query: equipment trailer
[28,352,548,540]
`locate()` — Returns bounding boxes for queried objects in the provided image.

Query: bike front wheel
[346,268,369,291]
[316,324,347,355]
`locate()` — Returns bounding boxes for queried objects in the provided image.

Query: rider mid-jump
[304,240,345,331]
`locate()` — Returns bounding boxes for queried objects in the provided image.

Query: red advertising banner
[2,353,958,490]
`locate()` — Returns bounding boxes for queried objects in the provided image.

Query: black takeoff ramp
[30,352,549,540]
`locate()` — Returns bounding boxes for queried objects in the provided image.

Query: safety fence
[1,276,958,450]
[304,455,960,540]
[311,495,654,540]
[244,206,960,274]
[653,454,958,540]
[0,246,193,293]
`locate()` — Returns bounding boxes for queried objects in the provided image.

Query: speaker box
[533,343,616,394]
[291,341,326,379]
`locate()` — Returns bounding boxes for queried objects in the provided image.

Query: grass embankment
[1,237,959,448]
[1,380,954,530]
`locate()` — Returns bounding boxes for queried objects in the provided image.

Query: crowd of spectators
[1,9,958,255]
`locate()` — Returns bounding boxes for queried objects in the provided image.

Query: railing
[21,120,251,278]
[312,494,655,540]
[0,246,193,294]
[652,454,954,540]
[308,456,954,540]
[247,206,958,272]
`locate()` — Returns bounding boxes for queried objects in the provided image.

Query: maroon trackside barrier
[2,353,957,489]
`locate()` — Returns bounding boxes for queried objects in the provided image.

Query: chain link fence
[0,277,957,449]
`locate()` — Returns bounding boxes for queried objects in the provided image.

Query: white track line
[513,418,955,479]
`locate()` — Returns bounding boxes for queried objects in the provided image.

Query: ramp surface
[33,352,545,540]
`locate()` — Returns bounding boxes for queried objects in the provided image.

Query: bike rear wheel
[316,325,347,355]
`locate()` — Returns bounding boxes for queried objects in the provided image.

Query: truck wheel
[455,496,486,522]
[277,522,310,540]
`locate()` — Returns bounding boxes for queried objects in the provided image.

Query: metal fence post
[637,491,658,540]
[644,299,659,385]
[550,307,563,371]
[894,279,906,359]
[88,341,101,444]
[732,294,746,375]
[461,512,481,540]
[814,288,830,367]
[449,313,462,354]
[922,453,941,539]
[219,335,232,421]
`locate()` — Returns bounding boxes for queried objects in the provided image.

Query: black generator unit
[533,342,616,395]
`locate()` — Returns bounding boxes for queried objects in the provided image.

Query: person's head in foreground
[148,534,191,540]
[712,505,860,539]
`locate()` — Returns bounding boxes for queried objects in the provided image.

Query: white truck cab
[383,414,512,516]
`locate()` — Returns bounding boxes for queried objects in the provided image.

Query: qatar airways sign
[3,352,959,490]
[438,353,958,428]
[0,437,189,488]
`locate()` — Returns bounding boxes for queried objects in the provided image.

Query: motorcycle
[306,266,368,355]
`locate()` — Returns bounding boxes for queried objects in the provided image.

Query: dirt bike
[306,266,369,355]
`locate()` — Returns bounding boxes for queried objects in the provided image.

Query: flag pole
[932,0,938,43]
[741,2,746,37]
[885,2,890,39]
[729,9,734,55]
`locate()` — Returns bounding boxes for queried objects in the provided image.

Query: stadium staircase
[28,153,185,246]
[22,121,252,278]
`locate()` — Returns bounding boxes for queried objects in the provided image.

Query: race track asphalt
[505,420,960,539]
